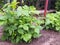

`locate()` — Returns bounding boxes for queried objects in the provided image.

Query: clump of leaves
[0,0,5,8]
[55,0,60,11]
[45,12,60,31]
[0,0,43,43]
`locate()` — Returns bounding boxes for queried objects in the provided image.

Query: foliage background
[0,0,44,43]
[55,0,60,11]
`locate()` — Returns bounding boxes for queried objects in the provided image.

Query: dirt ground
[0,30,60,45]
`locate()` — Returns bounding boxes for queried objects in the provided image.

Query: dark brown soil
[0,30,60,45]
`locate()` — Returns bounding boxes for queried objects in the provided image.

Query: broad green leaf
[9,30,12,35]
[23,25,29,31]
[23,5,29,10]
[22,10,29,16]
[11,0,18,9]
[17,6,22,16]
[29,6,36,11]
[18,25,29,31]
[11,39,16,43]
[45,19,51,25]
[7,25,17,35]
[33,33,41,38]
[1,35,7,41]
[30,25,35,28]
[16,36,20,43]
[34,28,40,34]
[22,34,32,42]
[0,16,6,20]
[8,17,15,23]
[0,21,5,26]
[18,29,24,34]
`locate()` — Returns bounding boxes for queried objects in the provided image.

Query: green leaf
[34,26,43,34]
[11,39,16,43]
[0,16,6,20]
[22,10,29,16]
[7,25,17,35]
[17,6,22,16]
[1,35,7,41]
[11,0,18,9]
[34,28,40,34]
[18,25,23,28]
[33,33,41,38]
[23,25,29,31]
[8,17,15,23]
[29,6,36,11]
[45,19,51,25]
[18,29,24,34]
[0,21,5,26]
[16,36,20,43]
[0,0,43,43]
[30,25,35,28]
[9,30,12,35]
[22,34,32,42]
[23,5,29,10]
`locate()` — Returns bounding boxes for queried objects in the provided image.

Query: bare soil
[0,30,60,45]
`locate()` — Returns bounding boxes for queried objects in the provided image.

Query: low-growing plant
[0,0,43,43]
[0,0,5,8]
[55,0,60,11]
[45,12,60,31]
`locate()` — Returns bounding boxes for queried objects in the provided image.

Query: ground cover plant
[45,12,60,31]
[0,0,43,43]
[0,0,5,8]
[55,0,60,11]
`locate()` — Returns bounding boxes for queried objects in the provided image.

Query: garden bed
[0,0,60,45]
[0,30,60,45]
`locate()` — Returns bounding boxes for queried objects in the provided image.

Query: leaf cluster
[55,0,60,11]
[0,0,43,43]
[45,12,60,31]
